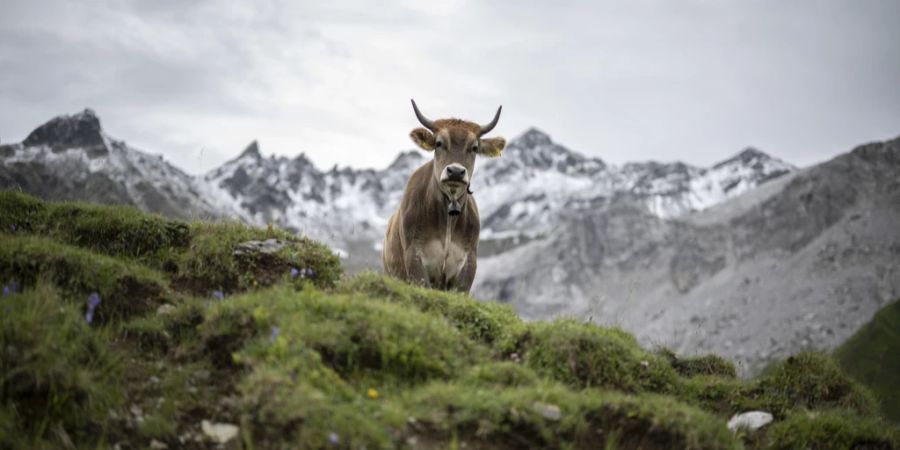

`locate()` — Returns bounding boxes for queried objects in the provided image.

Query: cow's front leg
[403,247,431,288]
[453,252,477,294]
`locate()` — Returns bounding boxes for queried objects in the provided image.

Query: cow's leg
[453,252,477,294]
[403,247,431,288]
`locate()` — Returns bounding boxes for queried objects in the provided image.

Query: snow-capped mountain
[0,109,219,219]
[1,109,795,269]
[474,137,900,375]
[474,128,794,247]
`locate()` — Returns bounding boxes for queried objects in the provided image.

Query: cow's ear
[478,137,506,157]
[410,128,435,151]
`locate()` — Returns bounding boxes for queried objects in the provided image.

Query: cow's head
[408,99,506,214]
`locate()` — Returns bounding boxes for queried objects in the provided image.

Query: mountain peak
[239,140,262,159]
[713,147,782,169]
[513,128,553,147]
[23,108,106,154]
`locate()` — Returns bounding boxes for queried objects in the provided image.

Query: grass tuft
[0,283,124,446]
[765,410,899,450]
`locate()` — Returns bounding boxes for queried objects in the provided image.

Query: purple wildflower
[212,290,225,300]
[1,286,8,297]
[290,267,299,279]
[328,432,339,445]
[305,268,314,278]
[85,292,101,324]
[270,326,280,343]
[9,224,16,233]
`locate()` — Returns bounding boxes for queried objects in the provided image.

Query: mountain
[474,137,900,374]
[0,109,218,219]
[4,109,895,376]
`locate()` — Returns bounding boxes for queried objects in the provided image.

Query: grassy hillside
[835,299,900,423]
[1,191,898,449]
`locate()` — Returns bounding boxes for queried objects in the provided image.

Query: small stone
[233,238,287,256]
[640,360,649,369]
[149,376,160,384]
[201,420,239,444]
[727,411,773,432]
[130,404,143,418]
[157,304,176,315]
[532,402,561,421]
[149,439,168,449]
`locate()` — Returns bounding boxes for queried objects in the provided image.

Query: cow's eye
[435,141,443,148]
[470,145,478,153]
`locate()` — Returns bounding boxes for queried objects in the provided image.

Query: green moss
[0,190,48,234]
[659,348,737,378]
[0,283,124,446]
[0,191,343,297]
[238,368,395,450]
[835,299,900,422]
[203,285,483,385]
[400,381,740,450]
[461,362,540,387]
[338,272,526,350]
[749,352,878,417]
[765,410,900,450]
[676,376,745,416]
[138,413,177,439]
[0,191,189,261]
[175,221,342,295]
[45,202,190,259]
[122,298,207,362]
[0,235,168,322]
[523,319,679,393]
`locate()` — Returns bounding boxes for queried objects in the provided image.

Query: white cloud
[1,0,898,174]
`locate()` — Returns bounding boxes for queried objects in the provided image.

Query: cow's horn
[479,105,502,136]
[411,99,434,131]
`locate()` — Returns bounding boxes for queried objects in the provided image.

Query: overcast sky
[1,0,898,174]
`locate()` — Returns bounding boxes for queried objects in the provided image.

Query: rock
[201,420,239,444]
[149,439,168,449]
[727,411,773,432]
[233,238,287,256]
[156,304,175,315]
[532,401,561,421]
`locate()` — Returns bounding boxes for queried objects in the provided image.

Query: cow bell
[448,198,462,216]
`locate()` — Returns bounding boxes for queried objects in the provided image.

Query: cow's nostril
[447,166,466,179]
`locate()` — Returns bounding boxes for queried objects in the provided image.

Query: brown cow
[383,99,506,293]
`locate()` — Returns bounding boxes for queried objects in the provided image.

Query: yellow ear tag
[421,141,433,150]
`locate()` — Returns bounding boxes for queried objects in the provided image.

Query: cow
[382,99,506,293]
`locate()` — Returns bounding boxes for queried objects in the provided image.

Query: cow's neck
[430,179,468,286]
